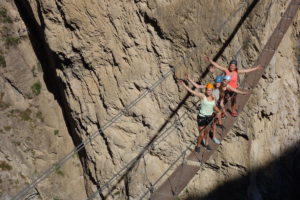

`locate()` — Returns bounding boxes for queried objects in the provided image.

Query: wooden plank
[150,164,200,200]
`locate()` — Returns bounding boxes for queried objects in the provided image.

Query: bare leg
[204,128,209,146]
[196,126,205,147]
[217,112,222,125]
[212,115,222,144]
[212,119,217,139]
[231,95,237,114]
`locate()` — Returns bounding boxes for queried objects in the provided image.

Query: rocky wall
[1,0,299,199]
[0,1,86,199]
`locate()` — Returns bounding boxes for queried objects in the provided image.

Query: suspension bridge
[11,0,299,199]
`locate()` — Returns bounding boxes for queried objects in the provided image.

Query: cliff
[0,0,299,199]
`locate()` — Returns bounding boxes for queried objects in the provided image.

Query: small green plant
[5,36,21,47]
[31,81,42,96]
[0,54,6,68]
[36,111,44,122]
[31,149,36,156]
[0,7,13,23]
[56,169,64,177]
[0,161,12,170]
[54,129,59,136]
[19,108,32,121]
[12,141,21,146]
[4,126,11,131]
[113,191,121,196]
[9,109,32,120]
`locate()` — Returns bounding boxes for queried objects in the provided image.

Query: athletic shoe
[212,137,221,144]
[217,124,225,130]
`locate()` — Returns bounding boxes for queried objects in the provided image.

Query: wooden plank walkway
[150,165,200,200]
[150,0,299,199]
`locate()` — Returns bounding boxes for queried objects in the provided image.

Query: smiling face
[229,63,237,71]
[205,88,213,96]
[222,79,228,86]
[214,82,221,88]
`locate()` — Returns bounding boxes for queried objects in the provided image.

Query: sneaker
[212,137,221,144]
[206,145,212,151]
[217,124,225,130]
[231,111,238,117]
[195,146,201,153]
[221,112,226,118]
[201,139,206,146]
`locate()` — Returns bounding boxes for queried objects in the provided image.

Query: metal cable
[86,111,190,200]
[137,143,193,200]
[11,1,249,200]
[142,155,154,194]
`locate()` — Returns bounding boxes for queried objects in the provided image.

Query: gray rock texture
[0,1,86,199]
[0,0,299,199]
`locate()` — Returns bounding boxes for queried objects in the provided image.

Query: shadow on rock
[183,141,300,200]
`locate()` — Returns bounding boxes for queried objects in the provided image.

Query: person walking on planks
[184,73,224,145]
[209,75,251,144]
[205,56,263,117]
[218,75,251,116]
[178,80,221,152]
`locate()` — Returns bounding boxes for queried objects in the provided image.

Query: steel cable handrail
[86,110,191,200]
[12,1,249,199]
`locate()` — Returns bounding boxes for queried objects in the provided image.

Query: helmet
[215,75,223,83]
[223,75,231,81]
[206,83,214,89]
[229,60,237,65]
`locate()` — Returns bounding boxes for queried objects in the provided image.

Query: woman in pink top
[205,56,263,117]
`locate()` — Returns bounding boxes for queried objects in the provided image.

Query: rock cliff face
[1,0,299,199]
[0,1,86,199]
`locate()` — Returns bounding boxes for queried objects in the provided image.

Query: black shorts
[224,91,237,104]
[225,91,237,98]
[197,115,214,127]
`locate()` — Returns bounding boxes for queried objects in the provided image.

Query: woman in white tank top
[179,80,221,152]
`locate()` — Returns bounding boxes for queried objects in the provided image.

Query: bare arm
[219,98,228,116]
[205,56,229,73]
[227,85,250,95]
[179,80,205,98]
[184,73,205,89]
[219,98,225,111]
[238,65,264,74]
[213,105,221,113]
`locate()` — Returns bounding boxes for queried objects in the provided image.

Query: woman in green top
[178,80,221,152]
